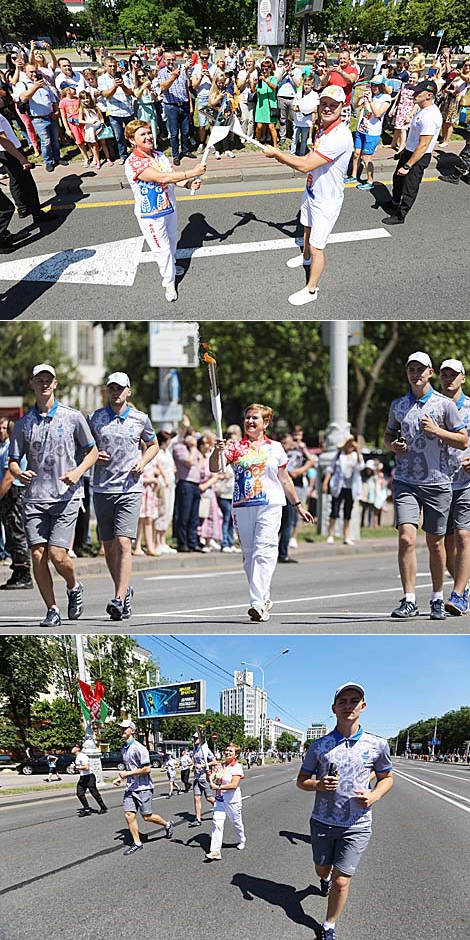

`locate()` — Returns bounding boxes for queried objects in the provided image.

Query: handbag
[198,494,211,519]
[270,104,280,121]
[97,124,114,139]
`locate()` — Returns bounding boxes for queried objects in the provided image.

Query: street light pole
[74,635,104,785]
[240,649,289,765]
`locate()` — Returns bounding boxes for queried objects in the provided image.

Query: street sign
[384,30,390,41]
[150,403,184,423]
[149,321,199,368]
[295,0,323,13]
[436,29,445,37]
[321,321,363,346]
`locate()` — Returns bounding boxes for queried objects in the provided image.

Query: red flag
[78,679,94,706]
[94,681,106,702]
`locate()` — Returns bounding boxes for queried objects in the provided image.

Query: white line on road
[394,769,470,812]
[138,228,391,262]
[145,570,244,582]
[400,766,470,783]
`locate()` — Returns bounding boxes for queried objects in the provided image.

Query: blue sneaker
[445,590,469,616]
[430,598,446,620]
[122,585,134,620]
[106,597,124,620]
[40,608,61,628]
[357,181,374,190]
[123,843,143,855]
[343,175,357,183]
[321,927,336,940]
[67,581,84,620]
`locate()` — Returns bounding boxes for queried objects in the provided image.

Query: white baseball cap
[320,84,346,103]
[440,359,465,374]
[107,372,131,387]
[32,363,56,378]
[119,719,136,731]
[333,682,365,703]
[406,352,433,369]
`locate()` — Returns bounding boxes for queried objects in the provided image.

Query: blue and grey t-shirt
[192,744,215,781]
[301,727,392,829]
[447,393,470,491]
[386,389,464,485]
[88,405,156,494]
[9,401,95,504]
[122,739,153,793]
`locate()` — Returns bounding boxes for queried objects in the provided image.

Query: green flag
[78,693,90,722]
[100,700,109,723]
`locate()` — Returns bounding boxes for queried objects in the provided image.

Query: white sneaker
[221,546,233,553]
[197,143,204,153]
[237,841,246,850]
[286,254,312,269]
[214,151,221,160]
[159,543,177,554]
[231,545,242,553]
[205,852,222,861]
[225,150,235,158]
[264,598,273,612]
[326,536,334,544]
[165,285,178,302]
[209,145,216,155]
[288,286,318,306]
[248,603,269,622]
[208,539,220,550]
[175,265,185,277]
[289,537,298,549]
[343,538,355,545]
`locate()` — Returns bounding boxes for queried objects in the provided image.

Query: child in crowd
[345,76,391,190]
[59,86,90,166]
[78,90,113,167]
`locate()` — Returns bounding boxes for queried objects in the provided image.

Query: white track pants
[210,799,245,854]
[137,210,178,287]
[233,504,283,608]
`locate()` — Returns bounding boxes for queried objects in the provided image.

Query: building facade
[267,718,304,748]
[306,722,328,742]
[220,670,267,739]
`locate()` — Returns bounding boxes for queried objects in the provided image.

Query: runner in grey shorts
[189,731,216,826]
[9,364,98,629]
[88,371,159,622]
[384,351,467,621]
[297,683,394,940]
[439,359,470,616]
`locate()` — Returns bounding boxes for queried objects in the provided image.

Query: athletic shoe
[98,807,108,814]
[173,156,180,166]
[0,575,33,590]
[197,143,204,153]
[221,546,233,553]
[248,603,269,622]
[391,598,419,619]
[430,598,446,620]
[175,265,185,276]
[357,181,374,190]
[320,876,332,897]
[382,216,404,225]
[231,546,242,553]
[122,585,134,620]
[124,843,143,855]
[264,598,273,612]
[326,536,334,544]
[445,590,469,616]
[225,150,235,158]
[188,819,202,827]
[205,851,222,860]
[67,581,84,620]
[343,175,357,183]
[40,608,61,627]
[106,597,124,621]
[214,151,221,160]
[321,928,336,940]
[78,808,92,816]
[237,840,246,850]
[289,537,298,549]
[118,157,126,165]
[343,538,355,545]
[209,145,216,155]
[208,539,220,550]
[165,285,178,302]
[288,286,318,306]
[286,254,312,269]
[438,174,459,184]
[166,820,174,838]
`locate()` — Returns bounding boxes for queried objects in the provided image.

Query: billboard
[257,0,286,47]
[137,681,206,719]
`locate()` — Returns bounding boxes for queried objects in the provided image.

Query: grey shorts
[193,775,212,798]
[310,818,371,876]
[393,480,452,535]
[93,492,142,541]
[23,499,81,549]
[123,789,153,816]
[447,487,470,533]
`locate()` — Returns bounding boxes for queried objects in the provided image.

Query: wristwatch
[403,163,412,170]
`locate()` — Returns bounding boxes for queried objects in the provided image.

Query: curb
[0,770,169,807]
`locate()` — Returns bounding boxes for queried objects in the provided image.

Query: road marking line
[394,769,470,811]
[145,570,244,582]
[138,228,390,262]
[402,766,470,783]
[49,175,441,211]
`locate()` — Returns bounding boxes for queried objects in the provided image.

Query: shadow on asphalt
[231,873,321,935]
[279,829,312,847]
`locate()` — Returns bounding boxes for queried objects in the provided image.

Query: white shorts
[300,195,343,250]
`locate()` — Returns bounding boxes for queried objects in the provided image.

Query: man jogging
[297,682,394,940]
[188,730,216,827]
[113,719,173,855]
[9,364,98,627]
[88,372,159,621]
[439,359,470,615]
[384,352,467,620]
[71,744,108,817]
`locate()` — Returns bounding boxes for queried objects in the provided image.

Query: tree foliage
[30,698,83,751]
[86,635,158,717]
[391,706,470,755]
[0,324,79,410]
[275,731,300,752]
[0,637,53,748]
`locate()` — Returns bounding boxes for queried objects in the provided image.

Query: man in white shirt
[383,79,442,225]
[71,745,108,817]
[191,50,216,151]
[98,57,133,163]
[54,58,86,94]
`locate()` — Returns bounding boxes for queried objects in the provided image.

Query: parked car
[16,754,77,776]
[0,753,14,767]
[100,751,126,770]
[149,751,165,768]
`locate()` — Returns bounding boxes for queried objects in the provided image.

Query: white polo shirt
[0,114,21,151]
[406,103,442,153]
[304,118,353,206]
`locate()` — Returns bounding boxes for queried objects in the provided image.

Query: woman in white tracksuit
[209,403,314,623]
[124,119,206,303]
[205,744,245,861]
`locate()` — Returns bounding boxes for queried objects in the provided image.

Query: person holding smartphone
[191,49,216,152]
[16,63,65,171]
[159,50,195,166]
[297,683,393,940]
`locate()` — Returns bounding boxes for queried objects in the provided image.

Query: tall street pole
[74,635,104,785]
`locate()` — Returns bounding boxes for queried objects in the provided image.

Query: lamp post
[240,649,289,764]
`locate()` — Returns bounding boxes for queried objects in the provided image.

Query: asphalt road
[1,170,468,320]
[1,540,468,633]
[1,760,469,940]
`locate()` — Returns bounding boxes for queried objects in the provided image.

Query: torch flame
[201,342,217,364]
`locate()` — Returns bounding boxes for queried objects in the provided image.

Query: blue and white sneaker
[445,590,469,616]
[320,876,332,897]
[106,597,124,621]
[321,927,336,940]
[67,581,84,620]
[122,586,134,620]
[40,607,61,628]
[430,598,446,620]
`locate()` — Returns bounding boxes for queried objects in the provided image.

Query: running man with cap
[113,719,173,855]
[188,729,216,827]
[9,364,98,628]
[439,359,470,615]
[263,85,353,306]
[384,352,468,620]
[297,682,394,940]
[87,372,159,621]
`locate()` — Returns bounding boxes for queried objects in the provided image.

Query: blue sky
[133,635,469,740]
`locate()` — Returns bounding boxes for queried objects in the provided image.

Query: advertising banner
[137,681,206,719]
[257,0,286,47]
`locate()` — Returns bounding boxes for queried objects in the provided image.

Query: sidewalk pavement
[31,141,464,198]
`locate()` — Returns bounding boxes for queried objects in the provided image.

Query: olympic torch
[201,343,225,470]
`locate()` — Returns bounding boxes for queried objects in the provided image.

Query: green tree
[30,698,83,751]
[276,731,299,752]
[0,0,38,36]
[35,0,70,36]
[0,324,78,409]
[86,635,157,718]
[243,735,260,751]
[49,636,79,706]
[118,0,163,43]
[159,8,197,46]
[0,637,53,748]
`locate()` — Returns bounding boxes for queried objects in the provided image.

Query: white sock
[404,593,415,603]
[431,591,443,601]
[68,583,79,592]
[323,921,335,930]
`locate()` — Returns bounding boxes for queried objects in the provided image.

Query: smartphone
[328,762,338,777]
